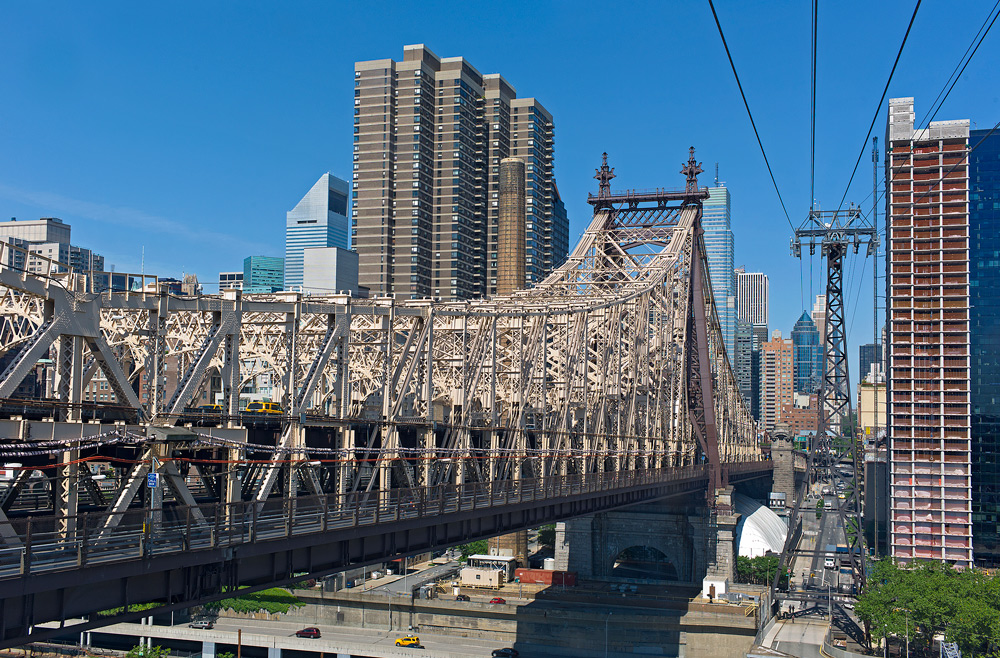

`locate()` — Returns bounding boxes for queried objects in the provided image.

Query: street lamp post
[605,612,612,658]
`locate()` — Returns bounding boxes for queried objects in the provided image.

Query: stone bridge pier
[554,489,741,596]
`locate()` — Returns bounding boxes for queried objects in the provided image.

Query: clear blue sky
[2,1,998,380]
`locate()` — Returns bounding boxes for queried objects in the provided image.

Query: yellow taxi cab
[245,401,283,415]
[395,636,421,647]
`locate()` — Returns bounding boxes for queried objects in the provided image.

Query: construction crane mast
[791,204,879,592]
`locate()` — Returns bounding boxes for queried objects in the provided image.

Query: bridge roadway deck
[0,460,771,647]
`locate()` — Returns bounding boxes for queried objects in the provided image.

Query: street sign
[147,472,159,488]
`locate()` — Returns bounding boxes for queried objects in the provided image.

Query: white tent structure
[734,493,787,558]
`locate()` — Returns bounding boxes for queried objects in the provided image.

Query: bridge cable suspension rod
[832,0,921,215]
[706,0,794,231]
[848,1,1000,218]
[810,0,817,213]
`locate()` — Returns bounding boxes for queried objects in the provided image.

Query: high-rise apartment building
[68,245,104,273]
[736,269,769,326]
[704,184,735,356]
[0,217,106,283]
[791,311,821,394]
[736,268,769,420]
[811,294,827,346]
[0,217,71,244]
[285,173,350,290]
[760,331,793,432]
[970,126,1000,561]
[734,319,754,411]
[243,256,284,294]
[352,44,568,301]
[886,97,972,566]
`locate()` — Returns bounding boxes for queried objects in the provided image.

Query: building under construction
[885,97,972,566]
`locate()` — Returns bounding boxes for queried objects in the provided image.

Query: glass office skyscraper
[285,173,349,290]
[703,184,735,356]
[791,311,821,394]
[243,256,284,293]
[859,343,883,384]
[970,127,1000,562]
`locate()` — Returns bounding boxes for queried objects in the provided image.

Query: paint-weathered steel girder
[0,150,760,527]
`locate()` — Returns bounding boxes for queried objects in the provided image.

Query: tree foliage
[456,540,489,560]
[97,602,161,618]
[126,646,168,658]
[206,587,304,615]
[855,559,1000,656]
[736,554,788,587]
[537,524,556,547]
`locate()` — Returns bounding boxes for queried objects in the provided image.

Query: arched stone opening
[611,545,679,581]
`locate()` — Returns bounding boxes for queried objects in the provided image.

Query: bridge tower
[556,150,758,594]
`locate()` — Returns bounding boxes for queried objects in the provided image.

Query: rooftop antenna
[715,163,719,186]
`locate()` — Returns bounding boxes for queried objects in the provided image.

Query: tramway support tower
[790,204,879,592]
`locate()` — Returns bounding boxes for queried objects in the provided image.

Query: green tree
[126,646,168,658]
[815,499,823,520]
[735,554,787,587]
[206,587,303,615]
[537,524,556,547]
[839,411,858,438]
[456,540,489,561]
[856,559,1000,656]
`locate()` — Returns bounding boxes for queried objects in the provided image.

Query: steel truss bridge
[0,150,766,646]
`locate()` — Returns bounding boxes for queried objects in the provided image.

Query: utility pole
[871,135,880,559]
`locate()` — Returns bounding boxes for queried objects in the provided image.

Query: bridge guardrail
[0,459,770,580]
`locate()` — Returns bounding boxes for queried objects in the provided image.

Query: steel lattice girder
[0,182,759,492]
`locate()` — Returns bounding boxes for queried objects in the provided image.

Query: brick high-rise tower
[352,45,568,301]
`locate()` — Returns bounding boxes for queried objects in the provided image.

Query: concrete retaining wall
[257,589,757,658]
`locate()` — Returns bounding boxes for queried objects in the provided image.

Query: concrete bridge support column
[202,641,215,658]
[554,516,592,574]
[266,647,281,658]
[702,487,740,599]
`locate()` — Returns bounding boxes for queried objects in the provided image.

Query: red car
[489,597,506,604]
[295,627,321,638]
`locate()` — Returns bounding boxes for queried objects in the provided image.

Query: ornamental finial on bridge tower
[681,146,703,195]
[594,152,615,198]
